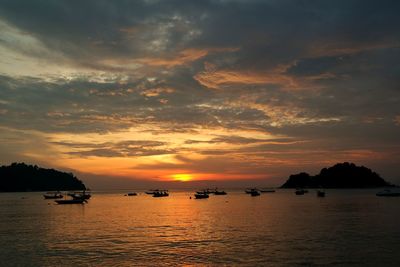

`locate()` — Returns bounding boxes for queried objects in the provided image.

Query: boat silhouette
[194,190,209,199]
[152,190,169,197]
[43,191,63,199]
[376,188,400,197]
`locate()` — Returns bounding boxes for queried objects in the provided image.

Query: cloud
[140,87,175,97]
[1,0,400,182]
[185,135,296,145]
[194,64,297,89]
[52,140,173,158]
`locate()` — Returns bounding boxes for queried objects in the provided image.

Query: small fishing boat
[55,199,86,204]
[126,192,137,196]
[250,191,260,196]
[317,190,326,197]
[43,191,63,199]
[196,188,214,194]
[260,189,276,193]
[248,188,260,196]
[376,189,400,197]
[68,190,91,200]
[194,192,209,199]
[214,189,227,195]
[295,189,306,195]
[245,188,259,194]
[145,189,159,194]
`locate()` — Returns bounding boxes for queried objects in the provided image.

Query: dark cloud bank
[0,0,399,186]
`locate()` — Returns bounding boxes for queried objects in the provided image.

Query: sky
[0,0,399,188]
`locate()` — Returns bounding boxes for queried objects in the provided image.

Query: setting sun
[171,174,193,182]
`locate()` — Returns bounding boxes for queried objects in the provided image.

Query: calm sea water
[0,189,399,266]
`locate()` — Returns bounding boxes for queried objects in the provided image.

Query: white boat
[376,188,400,197]
[43,191,63,199]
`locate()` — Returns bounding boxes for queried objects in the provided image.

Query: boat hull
[376,192,400,197]
[260,190,275,193]
[153,193,169,197]
[43,195,63,199]
[194,194,209,199]
[376,189,400,197]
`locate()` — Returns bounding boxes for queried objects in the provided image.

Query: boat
[43,191,63,199]
[194,191,209,199]
[68,190,91,200]
[145,189,167,195]
[247,188,260,196]
[317,190,326,197]
[250,191,260,196]
[55,199,86,204]
[126,192,137,196]
[145,189,159,194]
[295,189,306,195]
[214,189,227,195]
[152,190,169,197]
[196,188,214,194]
[245,188,259,194]
[260,189,276,193]
[376,189,400,197]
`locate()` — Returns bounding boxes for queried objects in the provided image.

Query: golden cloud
[137,47,239,68]
[194,62,299,90]
[140,87,175,97]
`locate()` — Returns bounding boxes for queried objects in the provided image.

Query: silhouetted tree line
[0,162,86,192]
[281,162,392,188]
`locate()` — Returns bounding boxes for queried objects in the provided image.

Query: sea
[0,189,399,266]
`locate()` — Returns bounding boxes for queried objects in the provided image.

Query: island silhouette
[0,162,394,192]
[0,162,86,192]
[281,162,393,188]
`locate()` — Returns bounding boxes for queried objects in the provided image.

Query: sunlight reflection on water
[0,190,399,266]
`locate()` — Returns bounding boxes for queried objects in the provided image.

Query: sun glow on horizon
[170,173,194,182]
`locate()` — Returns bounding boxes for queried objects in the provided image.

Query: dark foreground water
[0,189,399,266]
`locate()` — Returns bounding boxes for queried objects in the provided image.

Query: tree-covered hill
[281,162,392,188]
[0,162,86,192]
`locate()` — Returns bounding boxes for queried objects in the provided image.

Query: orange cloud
[140,87,175,97]
[96,47,239,72]
[307,41,400,58]
[138,49,209,67]
[137,47,238,68]
[194,62,299,90]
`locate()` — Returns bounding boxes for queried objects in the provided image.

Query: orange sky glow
[1,1,400,188]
